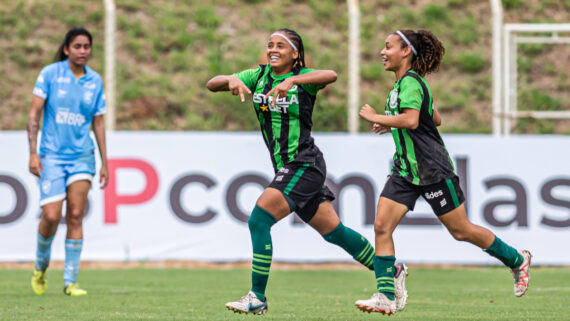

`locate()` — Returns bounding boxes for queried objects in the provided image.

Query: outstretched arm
[27,95,44,177]
[206,75,252,102]
[265,70,337,105]
[359,104,420,130]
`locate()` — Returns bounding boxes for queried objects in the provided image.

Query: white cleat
[225,291,268,315]
[355,292,396,315]
[394,263,408,311]
[511,250,532,297]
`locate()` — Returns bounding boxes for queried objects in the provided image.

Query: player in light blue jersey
[27,27,109,297]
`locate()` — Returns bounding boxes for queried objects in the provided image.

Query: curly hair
[396,29,445,77]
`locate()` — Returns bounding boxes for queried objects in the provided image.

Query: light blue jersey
[33,59,106,158]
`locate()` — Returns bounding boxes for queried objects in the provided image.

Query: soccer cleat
[225,291,268,315]
[355,292,396,315]
[511,250,532,297]
[63,283,87,296]
[394,263,408,311]
[31,269,47,295]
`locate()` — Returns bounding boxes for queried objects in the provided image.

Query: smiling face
[380,34,412,75]
[63,35,91,66]
[266,33,298,75]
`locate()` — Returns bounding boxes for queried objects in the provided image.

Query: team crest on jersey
[41,180,52,194]
[389,91,399,109]
[83,91,94,104]
[57,89,67,98]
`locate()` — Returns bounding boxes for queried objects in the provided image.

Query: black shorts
[268,155,335,223]
[380,175,465,216]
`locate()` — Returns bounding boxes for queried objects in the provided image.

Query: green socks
[373,255,396,300]
[323,222,374,270]
[484,235,523,268]
[248,205,277,301]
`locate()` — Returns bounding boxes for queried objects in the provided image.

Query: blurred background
[1,0,569,133]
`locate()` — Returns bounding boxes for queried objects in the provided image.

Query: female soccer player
[354,29,532,315]
[28,27,108,296]
[207,28,403,315]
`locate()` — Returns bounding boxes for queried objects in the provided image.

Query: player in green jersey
[355,29,532,315]
[207,28,407,315]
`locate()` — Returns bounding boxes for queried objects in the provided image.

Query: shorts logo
[440,198,447,207]
[41,180,52,194]
[276,175,283,182]
[278,168,290,174]
[424,190,443,200]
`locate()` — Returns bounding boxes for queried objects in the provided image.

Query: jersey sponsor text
[56,108,86,126]
[424,190,443,200]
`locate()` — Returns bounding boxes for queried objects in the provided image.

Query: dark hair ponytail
[276,28,306,72]
[54,27,93,62]
[397,29,445,77]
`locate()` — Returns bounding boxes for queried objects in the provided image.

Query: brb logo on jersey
[56,108,86,126]
[424,190,443,200]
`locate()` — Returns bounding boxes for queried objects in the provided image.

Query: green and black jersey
[385,70,456,185]
[235,64,324,172]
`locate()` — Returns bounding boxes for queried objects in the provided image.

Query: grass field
[0,266,568,320]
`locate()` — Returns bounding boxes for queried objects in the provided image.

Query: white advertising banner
[1,132,568,265]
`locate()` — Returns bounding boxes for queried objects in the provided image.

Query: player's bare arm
[27,95,44,177]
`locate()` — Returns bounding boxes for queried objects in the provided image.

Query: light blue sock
[35,233,54,271]
[64,239,83,285]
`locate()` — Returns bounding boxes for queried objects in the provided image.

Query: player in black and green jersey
[207,28,387,315]
[354,29,532,315]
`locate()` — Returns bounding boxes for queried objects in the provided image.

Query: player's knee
[248,205,276,232]
[448,228,470,242]
[65,209,84,227]
[42,210,62,226]
[373,219,391,238]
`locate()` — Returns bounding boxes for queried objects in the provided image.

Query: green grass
[0,267,568,320]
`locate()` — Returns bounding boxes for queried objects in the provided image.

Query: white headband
[396,30,417,56]
[269,33,298,51]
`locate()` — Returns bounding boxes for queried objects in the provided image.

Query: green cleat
[63,283,87,296]
[31,269,47,295]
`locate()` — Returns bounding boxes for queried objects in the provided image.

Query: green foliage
[519,89,562,111]
[517,57,532,72]
[447,0,472,7]
[519,43,546,56]
[450,16,479,45]
[455,53,486,73]
[422,5,450,23]
[2,0,569,134]
[194,6,220,28]
[502,0,524,9]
